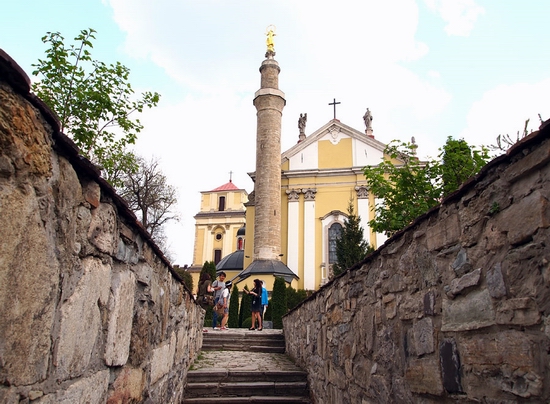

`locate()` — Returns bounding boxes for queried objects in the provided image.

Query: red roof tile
[211,181,239,192]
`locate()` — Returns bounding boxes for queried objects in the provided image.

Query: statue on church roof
[298,113,307,143]
[363,108,373,131]
[298,113,307,133]
[266,25,276,54]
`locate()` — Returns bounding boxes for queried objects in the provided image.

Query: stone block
[442,289,495,332]
[105,270,136,366]
[88,202,117,254]
[496,297,540,326]
[504,138,550,183]
[439,338,462,393]
[399,293,422,320]
[55,257,111,379]
[150,332,176,385]
[426,213,460,251]
[0,186,59,385]
[459,330,543,398]
[498,190,550,245]
[46,370,109,404]
[451,248,473,277]
[487,263,507,298]
[413,317,434,356]
[107,367,145,404]
[405,356,444,396]
[423,291,436,316]
[446,268,481,298]
[83,181,100,208]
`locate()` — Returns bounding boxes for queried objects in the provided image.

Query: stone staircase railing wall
[283,122,550,402]
[0,51,204,403]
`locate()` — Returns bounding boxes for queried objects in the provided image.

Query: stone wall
[0,50,204,403]
[283,121,550,402]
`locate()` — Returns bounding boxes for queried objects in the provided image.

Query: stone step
[184,331,311,403]
[186,370,308,384]
[184,381,310,399]
[182,396,311,403]
[202,331,285,353]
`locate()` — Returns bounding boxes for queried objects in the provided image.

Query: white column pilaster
[286,189,300,276]
[303,188,316,290]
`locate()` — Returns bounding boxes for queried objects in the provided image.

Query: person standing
[211,272,226,330]
[197,273,213,309]
[244,279,263,331]
[261,280,269,322]
[220,281,232,330]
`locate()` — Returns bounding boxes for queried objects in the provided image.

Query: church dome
[237,225,246,236]
[216,249,244,272]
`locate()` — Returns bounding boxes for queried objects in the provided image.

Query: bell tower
[252,26,286,261]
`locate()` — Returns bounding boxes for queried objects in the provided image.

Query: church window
[328,223,343,264]
[218,196,226,211]
[237,237,244,250]
[215,233,222,241]
[214,249,222,264]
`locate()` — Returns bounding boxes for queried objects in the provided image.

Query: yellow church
[188,30,390,293]
[188,115,390,292]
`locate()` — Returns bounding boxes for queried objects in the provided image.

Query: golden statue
[266,25,276,53]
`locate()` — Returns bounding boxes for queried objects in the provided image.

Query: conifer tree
[271,277,288,329]
[228,284,240,328]
[332,200,373,277]
[239,285,252,328]
[199,261,216,324]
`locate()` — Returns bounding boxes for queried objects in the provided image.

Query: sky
[2,0,549,265]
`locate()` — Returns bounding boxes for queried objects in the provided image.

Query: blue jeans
[212,297,219,328]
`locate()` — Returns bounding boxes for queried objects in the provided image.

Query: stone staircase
[182,329,312,403]
[201,329,286,353]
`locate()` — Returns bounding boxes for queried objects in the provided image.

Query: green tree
[31,28,160,185]
[228,284,240,328]
[271,277,288,329]
[286,286,310,311]
[364,137,489,235]
[172,265,193,292]
[118,155,178,242]
[332,200,373,277]
[364,140,442,236]
[441,137,489,196]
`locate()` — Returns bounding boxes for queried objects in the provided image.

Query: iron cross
[328,98,341,119]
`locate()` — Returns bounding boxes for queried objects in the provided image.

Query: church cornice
[281,166,367,179]
[193,210,246,219]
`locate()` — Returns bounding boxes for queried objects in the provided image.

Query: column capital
[302,188,317,201]
[286,189,300,202]
[355,185,369,199]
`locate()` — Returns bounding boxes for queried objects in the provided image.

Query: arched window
[328,223,343,264]
[218,196,226,211]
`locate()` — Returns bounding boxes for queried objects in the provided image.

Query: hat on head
[225,281,232,289]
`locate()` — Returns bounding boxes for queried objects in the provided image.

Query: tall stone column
[252,51,286,260]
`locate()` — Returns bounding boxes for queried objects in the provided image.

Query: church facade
[243,118,388,290]
[188,180,247,281]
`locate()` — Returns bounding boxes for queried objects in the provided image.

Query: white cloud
[460,78,550,150]
[424,0,485,36]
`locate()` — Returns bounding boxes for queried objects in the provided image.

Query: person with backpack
[219,281,232,330]
[211,272,226,330]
